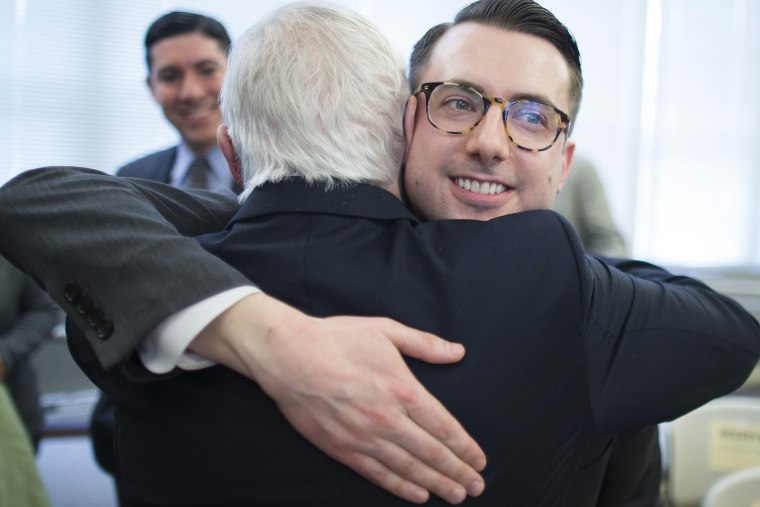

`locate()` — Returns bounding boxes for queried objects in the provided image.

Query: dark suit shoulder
[116,146,177,182]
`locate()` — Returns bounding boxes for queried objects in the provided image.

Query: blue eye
[511,103,550,128]
[523,112,541,124]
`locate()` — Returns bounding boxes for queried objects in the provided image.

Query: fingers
[281,366,485,504]
[343,453,432,504]
[375,317,487,474]
[344,444,472,505]
[284,399,474,504]
[404,388,487,476]
[376,423,484,503]
[379,317,465,365]
[346,358,486,502]
[324,402,478,504]
[388,388,486,501]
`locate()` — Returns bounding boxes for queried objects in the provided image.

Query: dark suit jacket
[65,179,760,506]
[118,146,242,194]
[0,255,59,445]
[117,146,176,183]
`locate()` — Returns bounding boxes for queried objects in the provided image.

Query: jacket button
[87,308,104,327]
[75,296,92,315]
[64,283,81,303]
[96,319,114,340]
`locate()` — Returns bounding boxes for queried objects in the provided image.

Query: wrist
[189,293,310,382]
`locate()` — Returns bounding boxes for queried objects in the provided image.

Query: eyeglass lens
[428,84,562,150]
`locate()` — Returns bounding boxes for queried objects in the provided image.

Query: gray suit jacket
[0,167,245,375]
[553,156,627,257]
[0,255,59,442]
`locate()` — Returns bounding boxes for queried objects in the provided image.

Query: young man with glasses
[402,12,656,505]
[1,0,759,505]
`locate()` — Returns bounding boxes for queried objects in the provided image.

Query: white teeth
[455,177,507,195]
[185,108,211,119]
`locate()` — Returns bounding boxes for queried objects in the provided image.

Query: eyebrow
[450,78,560,109]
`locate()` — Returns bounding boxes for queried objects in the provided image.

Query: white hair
[220,1,409,199]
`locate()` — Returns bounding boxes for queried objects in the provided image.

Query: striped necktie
[186,157,211,189]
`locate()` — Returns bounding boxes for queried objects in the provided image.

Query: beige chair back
[667,396,760,506]
[701,466,760,507]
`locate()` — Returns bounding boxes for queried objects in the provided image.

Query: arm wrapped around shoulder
[582,257,760,433]
[0,166,247,371]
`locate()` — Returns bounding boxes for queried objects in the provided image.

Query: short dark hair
[409,0,583,128]
[144,11,232,71]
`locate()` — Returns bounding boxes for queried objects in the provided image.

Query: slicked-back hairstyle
[409,22,452,94]
[409,0,583,129]
[144,11,231,71]
[220,1,408,198]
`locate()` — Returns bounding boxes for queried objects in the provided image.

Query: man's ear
[557,139,576,194]
[146,75,158,100]
[402,95,419,165]
[217,125,244,187]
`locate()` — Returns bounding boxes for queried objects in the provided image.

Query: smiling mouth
[182,108,213,120]
[453,177,508,195]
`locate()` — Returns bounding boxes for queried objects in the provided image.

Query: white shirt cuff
[138,286,261,374]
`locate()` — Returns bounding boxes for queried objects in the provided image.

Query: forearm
[188,292,309,382]
[585,257,760,431]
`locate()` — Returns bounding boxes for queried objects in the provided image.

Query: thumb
[380,319,465,365]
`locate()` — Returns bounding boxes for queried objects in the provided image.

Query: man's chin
[180,133,219,153]
[453,202,520,221]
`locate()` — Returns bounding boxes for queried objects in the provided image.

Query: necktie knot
[186,157,211,189]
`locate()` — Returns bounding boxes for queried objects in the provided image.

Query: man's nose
[178,74,204,100]
[464,105,510,166]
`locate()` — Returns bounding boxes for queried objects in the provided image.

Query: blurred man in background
[0,255,59,453]
[553,155,626,257]
[116,10,240,194]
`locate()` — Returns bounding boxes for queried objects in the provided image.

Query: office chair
[701,466,760,507]
[665,395,760,507]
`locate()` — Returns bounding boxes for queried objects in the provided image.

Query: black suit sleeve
[0,166,249,372]
[581,256,760,432]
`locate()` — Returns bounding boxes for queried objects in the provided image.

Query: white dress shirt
[138,287,260,373]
